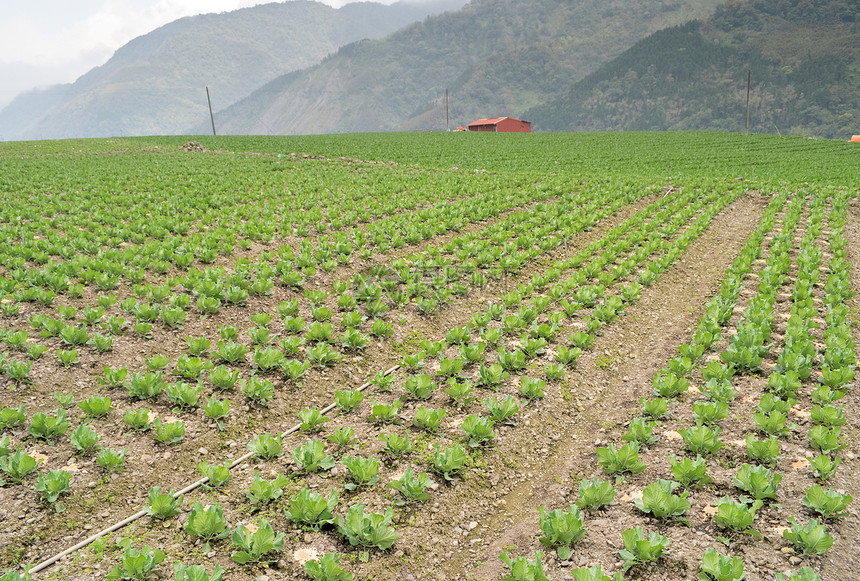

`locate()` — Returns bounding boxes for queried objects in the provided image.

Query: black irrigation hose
[26,364,401,576]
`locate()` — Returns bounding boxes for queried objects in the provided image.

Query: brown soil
[393,193,772,581]
[1,169,649,575]
[5,187,859,581]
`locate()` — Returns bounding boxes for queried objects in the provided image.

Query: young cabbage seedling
[801,485,853,519]
[234,471,280,508]
[700,547,745,581]
[173,563,224,581]
[197,461,232,489]
[230,519,285,564]
[185,502,229,542]
[537,504,586,560]
[432,443,469,482]
[388,467,432,505]
[292,439,336,473]
[597,442,646,475]
[297,407,330,432]
[774,567,823,581]
[618,527,669,572]
[413,406,446,433]
[304,552,353,581]
[144,486,183,520]
[670,455,711,489]
[106,544,166,581]
[713,495,762,537]
[70,423,100,454]
[287,487,339,529]
[633,479,691,524]
[575,478,616,512]
[342,456,380,490]
[679,425,724,455]
[498,550,551,581]
[246,432,283,460]
[733,464,781,502]
[782,517,834,556]
[35,469,72,503]
[570,565,627,581]
[336,504,397,550]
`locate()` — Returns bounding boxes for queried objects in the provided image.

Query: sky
[0,0,397,109]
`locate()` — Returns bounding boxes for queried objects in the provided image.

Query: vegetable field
[0,132,858,581]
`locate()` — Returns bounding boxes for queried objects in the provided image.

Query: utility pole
[445,88,449,132]
[206,86,217,136]
[745,70,751,136]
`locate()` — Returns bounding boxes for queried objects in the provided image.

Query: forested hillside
[526,0,860,138]
[206,0,728,135]
[0,0,466,140]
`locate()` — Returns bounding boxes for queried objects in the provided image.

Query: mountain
[0,0,468,141]
[526,0,860,138]
[0,84,70,141]
[204,0,729,135]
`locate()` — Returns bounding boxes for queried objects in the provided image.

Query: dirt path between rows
[0,186,655,574]
[363,191,770,580]
[818,198,860,581]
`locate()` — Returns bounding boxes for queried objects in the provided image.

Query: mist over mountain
[205,0,729,135]
[0,0,467,140]
[5,0,854,141]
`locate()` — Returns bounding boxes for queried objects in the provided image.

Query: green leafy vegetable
[288,487,339,529]
[388,467,432,505]
[144,486,182,520]
[342,456,380,490]
[185,502,229,541]
[35,469,72,503]
[106,544,166,580]
[597,442,646,475]
[801,485,853,519]
[292,439,335,473]
[618,527,669,572]
[782,518,834,555]
[575,478,615,511]
[633,479,691,522]
[336,504,397,550]
[303,552,353,581]
[499,550,551,581]
[699,547,745,581]
[733,464,781,501]
[231,519,285,564]
[538,504,586,560]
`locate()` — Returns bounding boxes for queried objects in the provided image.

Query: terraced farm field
[0,132,858,581]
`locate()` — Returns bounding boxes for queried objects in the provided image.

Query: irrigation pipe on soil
[27,364,401,576]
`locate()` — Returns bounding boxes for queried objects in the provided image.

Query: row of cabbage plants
[512,189,854,581]
[82,183,747,581]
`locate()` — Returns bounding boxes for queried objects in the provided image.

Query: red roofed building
[467,117,531,133]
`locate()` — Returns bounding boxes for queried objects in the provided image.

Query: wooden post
[206,86,216,136]
[745,70,751,136]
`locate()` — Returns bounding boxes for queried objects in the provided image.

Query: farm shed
[467,117,531,133]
